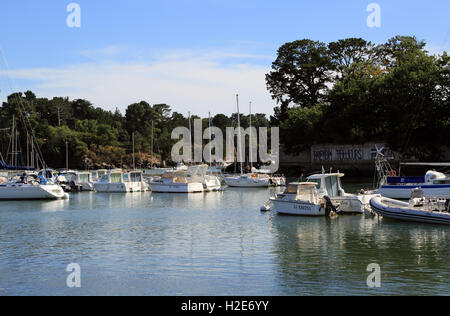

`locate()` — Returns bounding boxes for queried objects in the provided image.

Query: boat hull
[272,199,325,216]
[224,177,270,188]
[149,182,204,193]
[370,196,450,225]
[0,184,66,200]
[94,182,146,193]
[332,194,377,214]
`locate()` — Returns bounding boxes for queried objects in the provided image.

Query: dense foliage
[267,36,449,160]
[0,93,270,169]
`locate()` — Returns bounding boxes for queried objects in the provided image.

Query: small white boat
[94,170,146,193]
[203,174,222,191]
[372,149,450,199]
[370,189,450,225]
[0,170,67,200]
[377,170,450,199]
[306,172,378,214]
[59,171,95,192]
[186,164,222,192]
[251,166,286,187]
[224,173,271,188]
[90,169,108,182]
[148,171,204,193]
[270,182,338,216]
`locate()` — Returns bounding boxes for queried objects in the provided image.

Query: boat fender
[446,199,450,213]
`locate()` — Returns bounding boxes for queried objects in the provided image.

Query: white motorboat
[224,173,271,188]
[372,149,450,199]
[148,171,204,193]
[186,164,222,192]
[377,170,450,199]
[94,169,147,193]
[90,169,108,182]
[0,171,67,200]
[307,172,378,214]
[270,182,338,216]
[58,170,94,192]
[251,167,286,187]
[370,188,450,225]
[203,174,222,191]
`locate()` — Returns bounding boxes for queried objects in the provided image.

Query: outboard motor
[445,200,450,213]
[323,196,339,216]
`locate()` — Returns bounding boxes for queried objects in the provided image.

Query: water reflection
[270,213,450,295]
[1,187,450,295]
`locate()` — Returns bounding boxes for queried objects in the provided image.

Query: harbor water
[1,182,450,296]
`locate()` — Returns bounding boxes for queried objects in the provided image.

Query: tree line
[0,93,270,169]
[266,35,449,161]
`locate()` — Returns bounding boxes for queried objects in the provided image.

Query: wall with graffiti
[311,143,393,163]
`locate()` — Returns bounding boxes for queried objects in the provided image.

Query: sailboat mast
[151,120,154,158]
[132,132,136,170]
[249,101,253,171]
[11,116,14,166]
[65,141,69,170]
[188,111,192,164]
[236,94,243,175]
[208,112,212,167]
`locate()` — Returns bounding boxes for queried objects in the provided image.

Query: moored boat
[377,170,450,199]
[370,189,450,225]
[93,169,146,193]
[306,172,378,214]
[224,173,271,188]
[270,182,338,216]
[148,171,204,193]
[0,170,67,200]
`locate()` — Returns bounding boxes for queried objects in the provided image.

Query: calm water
[1,183,450,296]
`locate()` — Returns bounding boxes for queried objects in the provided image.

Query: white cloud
[3,50,277,117]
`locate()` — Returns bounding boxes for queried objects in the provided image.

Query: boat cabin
[281,182,321,204]
[307,173,345,198]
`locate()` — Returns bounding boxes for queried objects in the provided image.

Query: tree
[266,39,334,113]
[328,38,375,79]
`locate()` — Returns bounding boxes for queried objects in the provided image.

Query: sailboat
[224,97,271,188]
[203,113,222,191]
[0,117,67,200]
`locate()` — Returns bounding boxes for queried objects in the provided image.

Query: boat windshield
[79,174,90,183]
[111,173,122,183]
[325,176,340,197]
[297,186,318,203]
[130,172,142,182]
[285,185,298,194]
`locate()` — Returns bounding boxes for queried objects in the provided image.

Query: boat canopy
[0,160,34,171]
[307,173,343,198]
[285,183,319,203]
[307,173,345,180]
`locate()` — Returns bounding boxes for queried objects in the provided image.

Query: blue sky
[0,0,449,116]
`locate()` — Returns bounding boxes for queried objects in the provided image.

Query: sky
[0,0,449,117]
